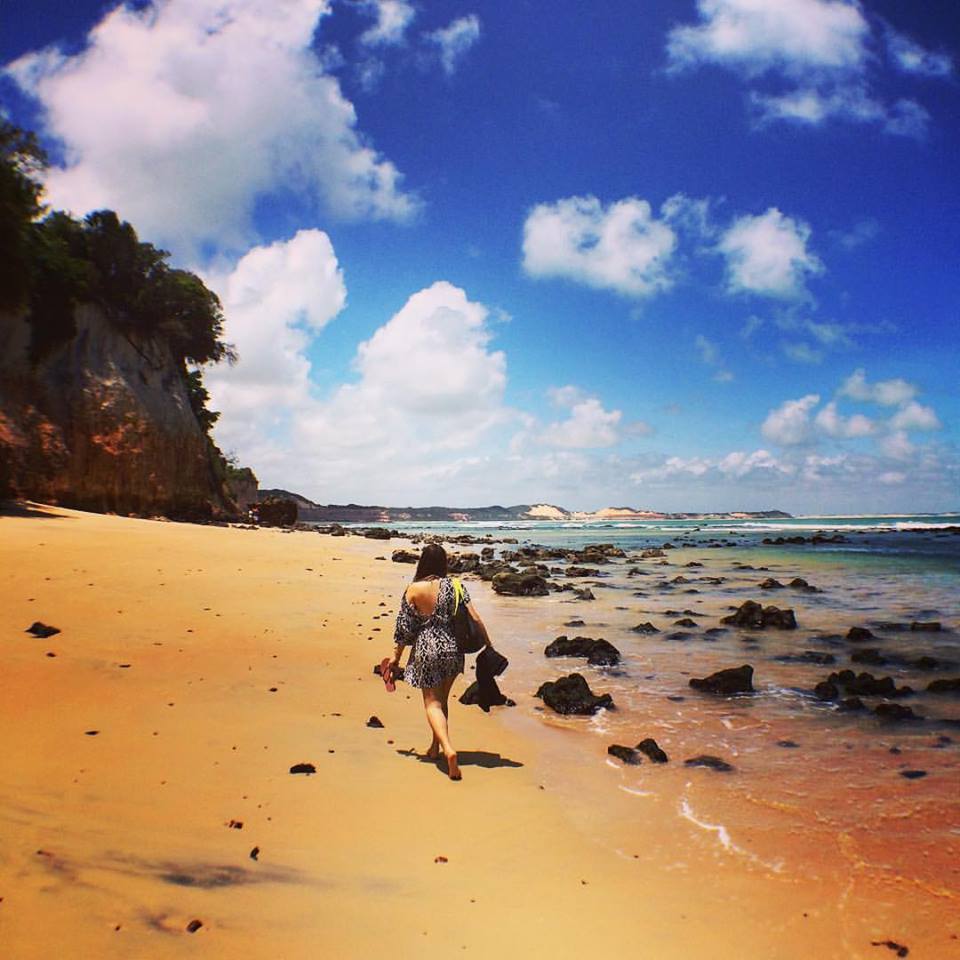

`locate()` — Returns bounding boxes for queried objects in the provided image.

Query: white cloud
[761,393,820,445]
[632,449,794,485]
[360,0,416,47]
[718,208,823,299]
[878,471,906,485]
[814,401,876,438]
[888,401,941,432]
[5,0,418,258]
[667,0,869,75]
[666,0,946,136]
[204,229,347,428]
[839,368,917,406]
[541,395,622,449]
[880,430,914,461]
[886,29,953,78]
[426,14,481,75]
[522,195,677,298]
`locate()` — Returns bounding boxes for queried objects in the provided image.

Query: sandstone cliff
[0,305,236,519]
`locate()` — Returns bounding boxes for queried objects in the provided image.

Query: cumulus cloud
[632,449,794,485]
[541,391,623,449]
[717,208,823,299]
[522,195,677,298]
[888,401,941,432]
[667,0,869,75]
[426,14,481,75]
[760,371,943,466]
[839,368,917,406]
[208,271,519,501]
[360,0,416,47]
[665,0,949,136]
[761,394,820,445]
[814,401,876,438]
[5,0,418,258]
[204,229,347,437]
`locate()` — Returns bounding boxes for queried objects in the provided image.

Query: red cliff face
[0,306,236,519]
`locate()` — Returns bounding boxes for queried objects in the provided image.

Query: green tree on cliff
[0,121,47,312]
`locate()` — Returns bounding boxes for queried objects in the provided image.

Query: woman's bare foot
[424,744,440,761]
[446,753,462,781]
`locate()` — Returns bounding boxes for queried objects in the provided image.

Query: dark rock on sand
[492,572,550,597]
[788,578,820,592]
[927,677,960,693]
[846,626,875,642]
[826,671,912,698]
[607,744,641,765]
[815,681,839,701]
[535,673,614,715]
[363,527,393,540]
[566,566,600,578]
[776,651,836,665]
[631,622,660,634]
[26,621,60,638]
[690,664,754,696]
[391,549,418,564]
[910,621,942,632]
[721,601,796,630]
[684,755,734,772]
[289,763,316,775]
[258,497,297,527]
[874,703,920,722]
[545,636,621,666]
[851,648,888,666]
[900,769,927,780]
[366,715,384,728]
[572,587,596,601]
[636,738,669,763]
[759,578,784,589]
[838,697,866,712]
[776,740,800,748]
[564,619,586,628]
[186,920,203,933]
[674,618,698,628]
[249,846,260,861]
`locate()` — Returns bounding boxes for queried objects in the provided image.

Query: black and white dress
[393,577,466,689]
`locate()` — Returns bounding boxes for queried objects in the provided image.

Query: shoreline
[1,504,957,958]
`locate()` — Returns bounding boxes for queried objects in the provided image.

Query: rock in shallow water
[721,601,796,630]
[607,744,641,764]
[636,737,668,763]
[689,664,754,696]
[492,572,550,597]
[535,673,614,715]
[544,635,621,666]
[684,755,734,772]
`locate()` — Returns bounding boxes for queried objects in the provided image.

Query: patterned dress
[393,577,467,689]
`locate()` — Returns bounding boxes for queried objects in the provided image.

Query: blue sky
[2,0,957,512]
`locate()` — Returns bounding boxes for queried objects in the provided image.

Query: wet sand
[1,505,957,958]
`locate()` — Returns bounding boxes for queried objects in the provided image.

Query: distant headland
[257,489,792,523]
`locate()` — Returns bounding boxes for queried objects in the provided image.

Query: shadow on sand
[397,748,523,772]
[0,501,68,520]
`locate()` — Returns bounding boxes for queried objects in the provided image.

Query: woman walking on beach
[386,543,491,781]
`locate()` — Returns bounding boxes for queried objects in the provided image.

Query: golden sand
[0,505,956,958]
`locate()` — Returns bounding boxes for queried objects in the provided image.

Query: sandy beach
[1,505,958,959]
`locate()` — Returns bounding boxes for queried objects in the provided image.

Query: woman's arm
[467,603,493,648]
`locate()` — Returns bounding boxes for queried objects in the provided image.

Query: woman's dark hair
[414,543,448,581]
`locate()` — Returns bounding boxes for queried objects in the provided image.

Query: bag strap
[451,577,464,614]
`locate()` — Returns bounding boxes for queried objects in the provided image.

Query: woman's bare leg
[425,675,455,759]
[423,683,459,779]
